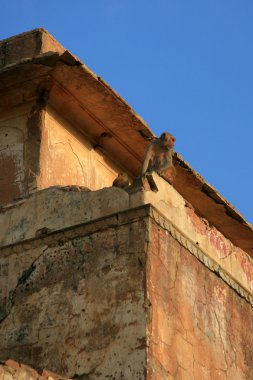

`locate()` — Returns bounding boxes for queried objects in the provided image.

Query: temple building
[0,29,252,380]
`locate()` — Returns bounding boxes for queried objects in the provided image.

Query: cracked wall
[0,188,252,379]
[147,219,253,380]
[0,102,125,207]
[0,215,147,379]
[39,106,122,191]
[0,177,252,380]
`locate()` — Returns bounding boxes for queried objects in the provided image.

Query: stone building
[0,29,252,380]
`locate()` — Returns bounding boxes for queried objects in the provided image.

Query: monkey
[141,132,176,184]
[113,172,131,189]
[93,132,112,149]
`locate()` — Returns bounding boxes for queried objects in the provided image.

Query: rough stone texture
[0,214,147,379]
[0,359,72,380]
[147,219,253,380]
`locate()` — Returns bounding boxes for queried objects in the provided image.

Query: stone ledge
[0,203,151,255]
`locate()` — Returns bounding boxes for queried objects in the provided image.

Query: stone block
[0,29,64,69]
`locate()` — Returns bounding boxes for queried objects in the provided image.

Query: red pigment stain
[235,249,253,290]
[186,207,207,235]
[186,207,231,259]
[208,230,231,259]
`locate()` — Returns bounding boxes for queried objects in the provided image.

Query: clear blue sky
[2,1,253,223]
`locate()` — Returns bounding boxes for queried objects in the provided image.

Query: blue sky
[2,1,253,223]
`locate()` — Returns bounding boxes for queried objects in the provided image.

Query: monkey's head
[118,172,129,180]
[112,172,131,188]
[160,132,176,148]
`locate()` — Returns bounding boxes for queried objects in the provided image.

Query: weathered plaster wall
[0,213,147,379]
[147,218,253,380]
[131,174,253,303]
[0,186,131,248]
[39,107,122,191]
[1,176,252,304]
[0,101,127,207]
[0,96,131,209]
[0,180,252,380]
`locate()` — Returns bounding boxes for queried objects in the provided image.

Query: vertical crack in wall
[0,246,49,324]
[68,142,85,184]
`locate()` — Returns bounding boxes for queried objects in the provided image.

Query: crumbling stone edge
[0,359,72,380]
